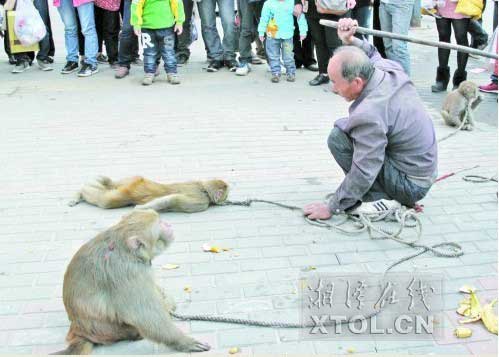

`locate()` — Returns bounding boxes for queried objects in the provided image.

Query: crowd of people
[0,0,497,91]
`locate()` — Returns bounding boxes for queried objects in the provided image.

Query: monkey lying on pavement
[52,210,211,355]
[69,176,229,212]
[441,80,483,131]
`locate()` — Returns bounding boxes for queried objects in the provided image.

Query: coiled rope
[171,198,464,328]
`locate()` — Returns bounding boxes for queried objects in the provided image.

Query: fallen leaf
[202,243,229,253]
[346,347,356,353]
[481,299,498,335]
[184,286,192,293]
[162,264,180,270]
[454,327,472,338]
[301,266,316,272]
[228,347,240,354]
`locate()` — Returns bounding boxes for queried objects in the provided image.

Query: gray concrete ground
[0,6,497,355]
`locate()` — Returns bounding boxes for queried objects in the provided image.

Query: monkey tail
[51,339,93,355]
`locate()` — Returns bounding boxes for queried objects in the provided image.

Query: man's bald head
[327,45,374,101]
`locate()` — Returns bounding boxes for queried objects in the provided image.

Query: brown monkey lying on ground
[53,209,210,355]
[69,176,229,212]
[441,80,483,131]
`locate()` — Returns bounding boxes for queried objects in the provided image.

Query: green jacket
[131,0,185,30]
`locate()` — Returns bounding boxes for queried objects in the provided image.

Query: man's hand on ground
[303,202,332,220]
[337,18,358,45]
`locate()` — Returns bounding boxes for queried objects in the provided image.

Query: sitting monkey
[53,210,211,355]
[69,176,229,212]
[441,80,483,131]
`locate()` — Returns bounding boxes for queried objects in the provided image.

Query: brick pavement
[0,8,497,355]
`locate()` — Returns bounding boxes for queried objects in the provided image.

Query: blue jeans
[142,27,177,74]
[379,0,414,75]
[266,37,295,76]
[118,0,134,67]
[197,0,237,61]
[33,0,55,60]
[328,127,430,207]
[57,0,98,66]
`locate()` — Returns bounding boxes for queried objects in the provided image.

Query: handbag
[455,0,483,19]
[316,0,349,15]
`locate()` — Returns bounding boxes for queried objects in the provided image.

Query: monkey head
[458,81,479,101]
[202,179,229,204]
[116,209,174,262]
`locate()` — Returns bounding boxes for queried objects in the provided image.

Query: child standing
[258,0,307,83]
[131,0,185,85]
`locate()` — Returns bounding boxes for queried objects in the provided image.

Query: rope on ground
[462,174,498,183]
[437,117,468,143]
[171,198,464,328]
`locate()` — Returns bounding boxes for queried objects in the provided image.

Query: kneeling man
[304,18,437,220]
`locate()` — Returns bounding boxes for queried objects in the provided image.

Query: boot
[452,70,467,90]
[431,66,450,92]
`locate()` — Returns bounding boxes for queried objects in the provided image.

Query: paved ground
[0,6,497,355]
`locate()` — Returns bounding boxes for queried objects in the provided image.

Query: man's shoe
[37,58,53,71]
[271,74,280,83]
[77,63,99,77]
[479,82,498,93]
[207,60,223,72]
[225,59,238,72]
[11,61,30,73]
[96,53,108,63]
[167,73,181,84]
[115,66,130,79]
[309,73,329,86]
[131,57,143,66]
[8,55,16,65]
[176,54,189,65]
[61,61,79,74]
[235,62,251,76]
[286,73,295,82]
[431,66,450,92]
[306,63,319,72]
[142,73,155,86]
[350,199,402,216]
[251,53,265,65]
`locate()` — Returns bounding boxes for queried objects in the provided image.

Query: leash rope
[171,198,463,327]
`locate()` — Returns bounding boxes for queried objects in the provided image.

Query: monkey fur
[69,176,229,212]
[441,80,483,131]
[52,210,211,355]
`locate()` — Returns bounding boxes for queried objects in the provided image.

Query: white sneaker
[167,73,180,84]
[142,73,155,86]
[12,61,30,73]
[235,63,251,76]
[350,199,402,216]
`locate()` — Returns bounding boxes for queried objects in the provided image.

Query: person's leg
[102,9,120,64]
[57,0,80,63]
[76,9,85,57]
[197,0,224,61]
[375,157,430,207]
[327,127,354,175]
[293,17,305,68]
[385,0,413,74]
[378,2,393,59]
[77,2,99,66]
[494,0,498,31]
[307,17,329,85]
[324,19,344,55]
[142,29,159,74]
[468,19,488,49]
[118,0,134,69]
[451,18,470,87]
[265,37,281,75]
[431,17,451,92]
[237,0,254,64]
[94,6,104,54]
[33,0,52,61]
[217,0,237,62]
[282,38,296,75]
[176,0,193,60]
[159,28,178,74]
[372,0,386,57]
[301,34,317,67]
[352,6,372,40]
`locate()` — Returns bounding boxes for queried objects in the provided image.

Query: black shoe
[452,70,467,90]
[96,53,108,63]
[177,54,189,65]
[224,59,238,72]
[309,73,329,86]
[8,55,17,65]
[431,66,450,92]
[207,60,223,72]
[77,63,99,77]
[61,61,79,74]
[305,63,319,72]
